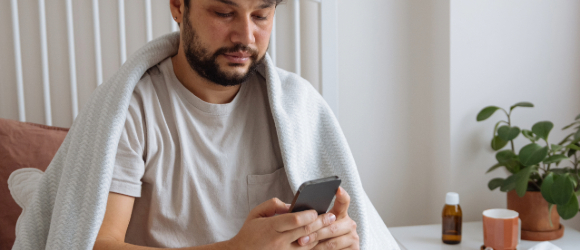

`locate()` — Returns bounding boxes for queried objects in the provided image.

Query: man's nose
[230,16,256,45]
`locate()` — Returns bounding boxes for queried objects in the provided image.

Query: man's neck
[171,47,241,104]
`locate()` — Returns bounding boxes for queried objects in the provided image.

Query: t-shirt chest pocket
[246,167,295,211]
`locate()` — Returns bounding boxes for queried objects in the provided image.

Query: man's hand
[227,198,336,250]
[297,187,360,250]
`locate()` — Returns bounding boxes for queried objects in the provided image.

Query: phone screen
[289,176,341,214]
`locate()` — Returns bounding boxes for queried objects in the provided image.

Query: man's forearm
[93,238,232,250]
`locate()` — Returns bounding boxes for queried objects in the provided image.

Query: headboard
[2,0,338,127]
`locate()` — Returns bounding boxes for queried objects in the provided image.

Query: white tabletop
[389,221,580,250]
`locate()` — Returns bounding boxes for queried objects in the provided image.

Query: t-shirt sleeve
[109,93,146,197]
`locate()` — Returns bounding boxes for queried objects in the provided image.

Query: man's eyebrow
[213,0,275,9]
[214,0,238,7]
[258,0,276,9]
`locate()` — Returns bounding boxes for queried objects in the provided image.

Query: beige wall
[449,0,580,231]
[337,0,451,227]
[336,0,580,231]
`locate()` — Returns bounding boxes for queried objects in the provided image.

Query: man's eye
[254,15,267,20]
[215,12,233,17]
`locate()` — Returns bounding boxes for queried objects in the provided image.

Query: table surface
[389,221,580,250]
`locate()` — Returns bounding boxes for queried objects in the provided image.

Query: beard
[182,11,265,87]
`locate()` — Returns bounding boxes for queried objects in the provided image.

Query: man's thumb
[251,198,290,218]
[329,187,350,218]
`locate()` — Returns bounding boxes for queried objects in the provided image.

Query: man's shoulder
[132,60,170,102]
[271,66,320,97]
[266,66,335,119]
[125,63,165,116]
[136,63,162,91]
[273,67,308,85]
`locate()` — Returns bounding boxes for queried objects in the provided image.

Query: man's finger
[292,240,319,249]
[291,212,336,244]
[328,187,350,218]
[271,209,318,232]
[312,233,355,250]
[309,216,356,242]
[251,198,290,218]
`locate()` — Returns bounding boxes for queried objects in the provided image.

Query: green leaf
[500,174,518,192]
[558,133,574,145]
[486,163,504,173]
[550,144,564,153]
[488,178,505,191]
[576,190,580,196]
[516,166,536,197]
[493,121,502,134]
[477,106,502,121]
[508,164,520,174]
[552,174,574,206]
[575,129,580,141]
[568,174,578,188]
[551,168,572,175]
[557,194,579,220]
[498,126,521,141]
[567,144,580,151]
[519,143,549,167]
[496,150,516,163]
[576,113,580,120]
[532,121,554,141]
[510,102,534,111]
[563,122,579,130]
[522,130,537,142]
[568,143,579,157]
[543,155,569,165]
[494,150,519,173]
[491,136,508,151]
[541,173,555,204]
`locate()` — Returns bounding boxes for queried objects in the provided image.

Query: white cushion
[8,168,44,236]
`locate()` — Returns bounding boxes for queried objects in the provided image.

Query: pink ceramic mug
[483,209,521,250]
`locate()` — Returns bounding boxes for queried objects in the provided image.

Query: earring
[174,17,177,20]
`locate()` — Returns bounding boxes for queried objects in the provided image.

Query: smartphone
[289,176,341,215]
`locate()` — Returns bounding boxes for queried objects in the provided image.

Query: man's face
[182,0,275,86]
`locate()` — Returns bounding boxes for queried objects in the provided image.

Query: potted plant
[477,102,580,241]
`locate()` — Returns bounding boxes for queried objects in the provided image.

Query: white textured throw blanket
[12,32,399,250]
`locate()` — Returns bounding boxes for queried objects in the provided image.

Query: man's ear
[169,0,184,25]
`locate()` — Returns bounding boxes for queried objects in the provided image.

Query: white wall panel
[1,0,322,126]
[1,0,18,120]
[100,0,122,82]
[9,0,25,121]
[18,0,45,125]
[73,0,98,120]
[302,0,320,96]
[92,0,103,86]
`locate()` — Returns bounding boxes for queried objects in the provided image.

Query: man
[93,0,360,249]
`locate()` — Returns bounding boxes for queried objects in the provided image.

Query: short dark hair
[179,0,282,28]
[183,0,284,8]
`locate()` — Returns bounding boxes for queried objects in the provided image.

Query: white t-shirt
[109,58,295,248]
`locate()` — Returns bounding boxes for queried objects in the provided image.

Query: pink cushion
[0,118,68,249]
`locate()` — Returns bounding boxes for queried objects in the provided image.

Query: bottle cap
[446,192,459,205]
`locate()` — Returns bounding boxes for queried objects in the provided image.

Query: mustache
[214,44,259,59]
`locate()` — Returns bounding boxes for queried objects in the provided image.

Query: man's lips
[222,52,252,64]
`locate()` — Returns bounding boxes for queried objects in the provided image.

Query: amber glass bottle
[442,192,462,244]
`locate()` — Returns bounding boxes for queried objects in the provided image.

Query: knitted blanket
[12,32,399,250]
